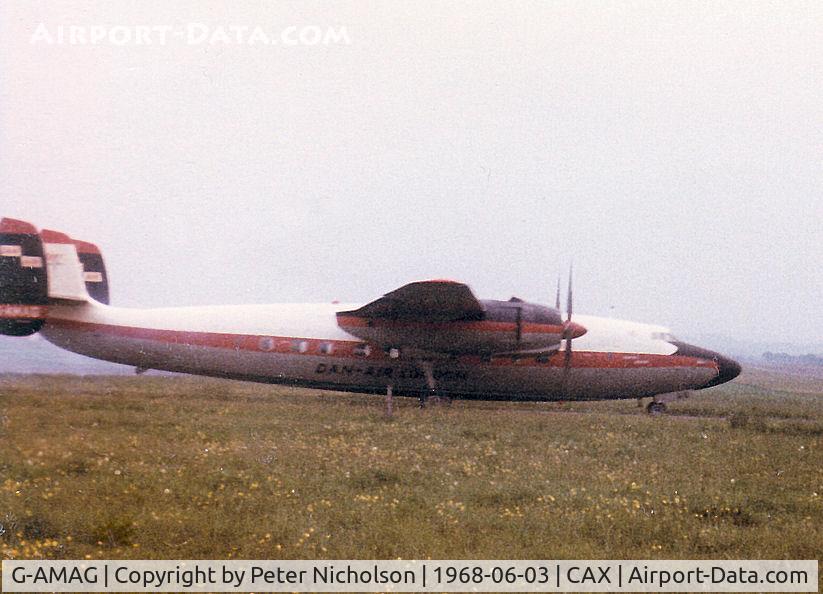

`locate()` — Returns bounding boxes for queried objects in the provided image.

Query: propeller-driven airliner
[0,217,741,413]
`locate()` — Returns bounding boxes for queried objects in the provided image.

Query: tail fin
[0,218,112,336]
[0,218,48,336]
[72,239,110,305]
[39,229,109,305]
[39,229,89,302]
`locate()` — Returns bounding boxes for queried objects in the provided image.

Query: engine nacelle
[338,299,581,356]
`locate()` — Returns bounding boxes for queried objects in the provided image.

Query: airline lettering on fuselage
[315,363,467,382]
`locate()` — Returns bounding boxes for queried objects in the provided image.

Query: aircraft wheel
[646,401,667,415]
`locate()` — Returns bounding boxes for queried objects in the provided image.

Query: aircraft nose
[709,353,742,387]
[671,342,742,388]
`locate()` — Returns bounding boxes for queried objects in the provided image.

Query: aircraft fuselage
[40,301,738,402]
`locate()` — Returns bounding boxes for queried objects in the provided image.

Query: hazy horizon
[2,2,821,344]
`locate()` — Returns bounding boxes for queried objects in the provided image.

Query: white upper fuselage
[47,301,677,353]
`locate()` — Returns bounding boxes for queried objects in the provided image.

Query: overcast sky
[1,1,821,345]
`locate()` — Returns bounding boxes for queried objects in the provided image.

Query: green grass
[0,368,821,574]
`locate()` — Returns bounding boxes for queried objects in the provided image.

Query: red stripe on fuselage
[45,317,718,371]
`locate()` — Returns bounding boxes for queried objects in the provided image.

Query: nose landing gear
[646,401,667,415]
[641,391,691,415]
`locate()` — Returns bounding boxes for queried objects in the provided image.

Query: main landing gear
[640,391,692,415]
[383,358,452,416]
[418,360,436,409]
[385,384,394,418]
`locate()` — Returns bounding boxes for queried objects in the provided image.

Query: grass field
[1,366,821,574]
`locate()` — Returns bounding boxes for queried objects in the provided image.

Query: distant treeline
[763,352,823,365]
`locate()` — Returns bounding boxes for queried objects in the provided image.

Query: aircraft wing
[336,280,569,356]
[338,280,485,322]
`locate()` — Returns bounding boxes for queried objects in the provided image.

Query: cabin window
[291,340,309,353]
[318,342,334,355]
[258,337,275,352]
[353,343,371,357]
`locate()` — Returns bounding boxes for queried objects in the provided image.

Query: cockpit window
[652,332,678,341]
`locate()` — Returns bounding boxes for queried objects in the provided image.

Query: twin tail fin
[0,218,110,336]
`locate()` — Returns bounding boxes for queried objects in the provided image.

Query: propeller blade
[561,338,572,396]
[554,275,561,310]
[566,263,573,322]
